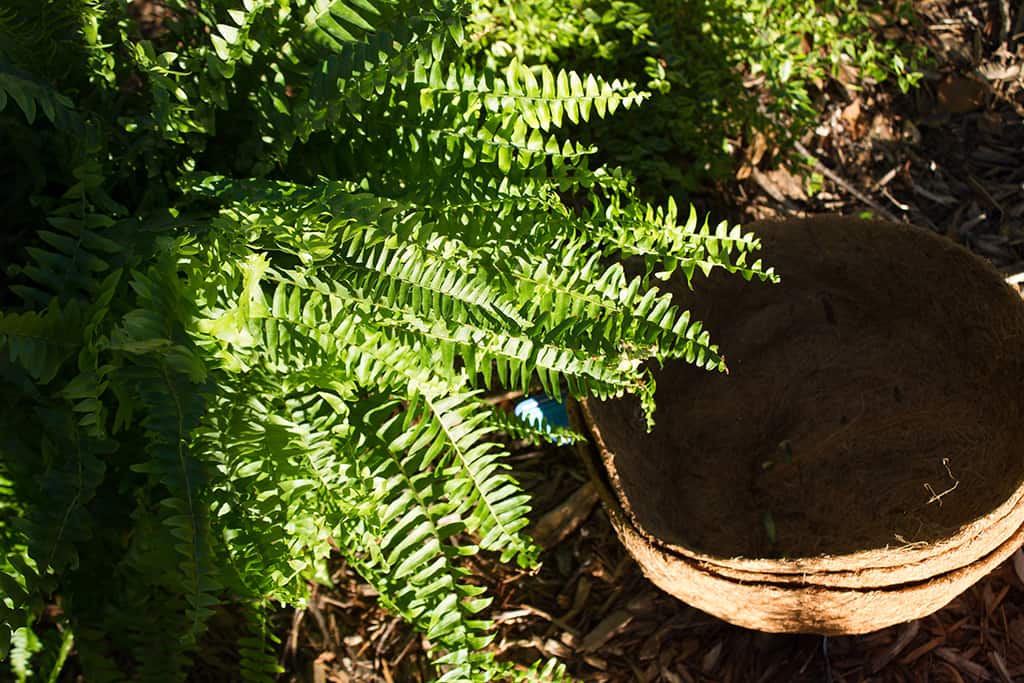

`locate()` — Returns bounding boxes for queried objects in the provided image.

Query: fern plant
[0,0,774,680]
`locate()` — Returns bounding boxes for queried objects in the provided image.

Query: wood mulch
[733,0,1024,271]
[281,1,1024,681]
[283,432,1024,683]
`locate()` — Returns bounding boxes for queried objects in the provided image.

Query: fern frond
[0,0,105,78]
[0,549,37,663]
[478,399,583,446]
[195,224,666,410]
[27,429,107,577]
[116,262,220,653]
[497,244,720,367]
[342,394,496,658]
[417,392,535,563]
[0,60,81,131]
[237,603,284,683]
[203,0,276,78]
[198,382,335,603]
[301,0,386,49]
[8,624,42,682]
[278,263,642,397]
[0,299,83,383]
[290,7,459,147]
[583,199,776,284]
[420,60,648,130]
[126,359,219,647]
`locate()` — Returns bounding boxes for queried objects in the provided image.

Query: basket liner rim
[579,396,1024,585]
[572,399,1024,633]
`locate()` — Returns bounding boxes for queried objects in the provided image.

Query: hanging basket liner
[575,216,1024,634]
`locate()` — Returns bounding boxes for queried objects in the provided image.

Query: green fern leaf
[0,59,81,131]
[0,299,83,384]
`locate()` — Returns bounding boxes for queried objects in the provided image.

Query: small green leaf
[497,145,512,174]
[779,59,793,83]
[210,34,231,62]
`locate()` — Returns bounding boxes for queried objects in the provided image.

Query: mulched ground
[280,1,1024,681]
[282,437,1024,683]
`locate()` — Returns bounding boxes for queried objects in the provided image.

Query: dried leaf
[937,75,988,114]
[841,100,864,139]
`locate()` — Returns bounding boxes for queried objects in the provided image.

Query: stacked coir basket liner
[574,216,1024,634]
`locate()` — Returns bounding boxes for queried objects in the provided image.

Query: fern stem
[45,627,74,683]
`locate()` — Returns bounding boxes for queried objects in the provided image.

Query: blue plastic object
[513,394,570,444]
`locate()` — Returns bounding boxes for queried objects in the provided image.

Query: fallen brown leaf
[937,74,989,113]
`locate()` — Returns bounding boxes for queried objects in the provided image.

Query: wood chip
[531,481,599,549]
[662,669,686,683]
[542,637,574,659]
[940,661,968,683]
[988,650,1013,683]
[913,183,959,206]
[313,658,329,683]
[639,627,664,661]
[580,609,634,653]
[673,666,696,683]
[973,146,1018,166]
[871,620,921,672]
[935,647,993,680]
[985,584,1011,617]
[701,641,723,673]
[901,635,945,664]
[625,591,658,616]
[978,62,1021,82]
[562,576,591,623]
[1006,616,1024,647]
[751,167,788,203]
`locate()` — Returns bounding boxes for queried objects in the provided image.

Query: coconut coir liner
[585,217,1024,562]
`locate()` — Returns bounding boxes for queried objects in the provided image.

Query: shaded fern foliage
[0,1,774,680]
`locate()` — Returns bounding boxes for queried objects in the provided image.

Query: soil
[220,0,1024,681]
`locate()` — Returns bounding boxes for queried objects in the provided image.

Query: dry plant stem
[794,140,902,223]
[998,0,1010,47]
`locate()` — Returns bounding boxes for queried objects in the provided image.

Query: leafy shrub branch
[469,0,925,196]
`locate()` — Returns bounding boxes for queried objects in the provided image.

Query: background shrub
[469,0,925,198]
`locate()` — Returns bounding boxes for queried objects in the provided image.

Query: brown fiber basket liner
[577,216,1024,632]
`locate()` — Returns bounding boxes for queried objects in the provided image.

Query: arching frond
[0,61,82,131]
